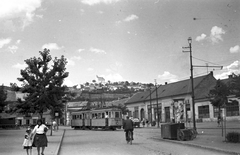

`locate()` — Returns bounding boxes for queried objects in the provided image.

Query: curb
[152,137,240,155]
[54,129,65,155]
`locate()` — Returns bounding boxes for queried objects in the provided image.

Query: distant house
[1,89,52,126]
[125,72,240,123]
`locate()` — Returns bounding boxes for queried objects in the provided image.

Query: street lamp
[183,37,196,131]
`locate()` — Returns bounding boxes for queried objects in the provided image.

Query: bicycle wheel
[129,131,132,145]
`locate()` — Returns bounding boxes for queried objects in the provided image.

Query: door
[165,107,170,122]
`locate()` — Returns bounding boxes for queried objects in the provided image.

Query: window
[213,107,220,118]
[134,107,139,118]
[115,112,120,118]
[226,101,239,116]
[198,105,209,118]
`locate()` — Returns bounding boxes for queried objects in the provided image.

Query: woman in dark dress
[31,119,48,155]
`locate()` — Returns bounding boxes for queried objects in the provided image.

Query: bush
[226,132,240,143]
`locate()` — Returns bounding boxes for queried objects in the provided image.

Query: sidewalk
[147,121,240,155]
[43,126,66,155]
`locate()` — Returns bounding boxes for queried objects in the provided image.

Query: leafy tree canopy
[0,85,7,112]
[208,79,230,116]
[14,49,69,119]
[229,74,240,97]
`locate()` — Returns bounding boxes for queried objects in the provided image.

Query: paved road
[59,128,230,155]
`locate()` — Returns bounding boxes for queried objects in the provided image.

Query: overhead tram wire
[192,56,223,66]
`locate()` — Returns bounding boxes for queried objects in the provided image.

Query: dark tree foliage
[208,79,230,117]
[229,74,240,97]
[0,85,7,112]
[10,83,21,91]
[14,49,69,119]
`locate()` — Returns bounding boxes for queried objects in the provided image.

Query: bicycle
[126,130,132,145]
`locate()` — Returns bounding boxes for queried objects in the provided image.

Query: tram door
[165,107,170,122]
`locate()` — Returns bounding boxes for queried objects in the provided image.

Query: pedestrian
[142,119,145,127]
[217,115,221,127]
[31,119,48,155]
[146,119,149,127]
[52,120,57,131]
[123,116,134,142]
[22,127,32,155]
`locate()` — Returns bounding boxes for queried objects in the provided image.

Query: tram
[71,107,123,130]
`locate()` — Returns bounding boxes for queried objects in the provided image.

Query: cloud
[78,48,85,53]
[42,43,63,50]
[105,73,124,82]
[63,79,74,87]
[225,61,239,70]
[87,68,94,71]
[210,26,225,44]
[66,58,75,66]
[230,45,240,53]
[158,71,178,83]
[12,63,27,69]
[8,45,18,53]
[71,56,81,60]
[124,14,139,22]
[0,0,42,30]
[196,26,225,44]
[80,0,120,5]
[89,47,106,54]
[196,34,206,42]
[16,40,21,44]
[215,61,240,79]
[0,38,11,48]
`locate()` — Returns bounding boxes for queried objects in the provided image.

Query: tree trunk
[39,112,43,120]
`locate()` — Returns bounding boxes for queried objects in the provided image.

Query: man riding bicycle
[123,116,134,142]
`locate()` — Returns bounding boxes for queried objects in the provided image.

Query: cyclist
[123,116,134,142]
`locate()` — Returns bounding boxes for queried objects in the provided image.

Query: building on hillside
[125,72,240,125]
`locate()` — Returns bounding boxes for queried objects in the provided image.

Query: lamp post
[182,37,196,131]
[155,79,159,128]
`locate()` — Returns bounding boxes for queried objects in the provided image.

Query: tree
[208,79,230,118]
[14,49,69,119]
[229,74,240,97]
[0,85,7,112]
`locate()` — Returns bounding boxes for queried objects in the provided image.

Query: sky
[0,0,239,87]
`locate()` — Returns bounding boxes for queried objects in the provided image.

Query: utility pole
[155,79,159,128]
[149,88,152,125]
[182,37,196,131]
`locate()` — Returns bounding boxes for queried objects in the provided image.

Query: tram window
[80,115,82,119]
[72,115,76,120]
[102,113,105,118]
[115,112,120,118]
[109,112,111,118]
[98,113,101,119]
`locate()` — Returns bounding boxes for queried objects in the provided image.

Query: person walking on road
[52,120,57,131]
[123,116,134,142]
[22,127,32,155]
[31,119,48,155]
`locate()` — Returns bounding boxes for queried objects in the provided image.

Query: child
[22,127,32,155]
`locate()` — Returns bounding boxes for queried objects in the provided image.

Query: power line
[192,56,223,66]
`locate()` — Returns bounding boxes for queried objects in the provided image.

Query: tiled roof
[125,72,216,104]
[105,98,129,107]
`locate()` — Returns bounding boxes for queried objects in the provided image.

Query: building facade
[125,72,240,124]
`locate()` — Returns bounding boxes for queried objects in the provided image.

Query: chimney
[165,82,168,85]
[210,71,213,76]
